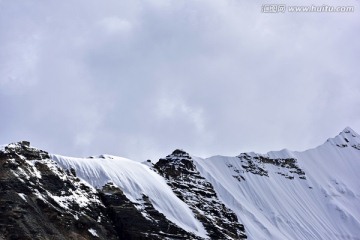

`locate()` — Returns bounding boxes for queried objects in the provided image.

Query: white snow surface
[18,193,27,202]
[88,228,99,237]
[192,127,360,240]
[51,154,207,238]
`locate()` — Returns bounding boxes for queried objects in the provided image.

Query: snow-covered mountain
[193,127,360,240]
[0,127,359,239]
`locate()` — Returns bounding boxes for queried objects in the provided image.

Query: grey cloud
[1,0,359,161]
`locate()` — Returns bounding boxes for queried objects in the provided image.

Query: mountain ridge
[0,127,359,239]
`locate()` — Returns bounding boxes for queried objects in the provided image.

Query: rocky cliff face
[0,141,120,240]
[154,149,246,240]
[0,142,244,239]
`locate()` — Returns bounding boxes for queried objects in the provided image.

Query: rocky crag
[154,149,246,240]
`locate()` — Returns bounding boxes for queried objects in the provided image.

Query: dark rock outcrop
[154,149,247,240]
[0,141,118,240]
[237,153,306,180]
[99,183,201,240]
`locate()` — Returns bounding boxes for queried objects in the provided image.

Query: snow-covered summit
[326,126,360,150]
[192,127,360,240]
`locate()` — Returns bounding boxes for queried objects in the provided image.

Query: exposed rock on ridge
[0,141,117,240]
[154,149,247,240]
[237,153,306,180]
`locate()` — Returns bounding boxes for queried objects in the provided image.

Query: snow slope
[51,154,207,238]
[44,127,360,239]
[193,127,360,240]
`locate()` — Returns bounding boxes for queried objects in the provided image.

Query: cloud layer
[1,0,359,160]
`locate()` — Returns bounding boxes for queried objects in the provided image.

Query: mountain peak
[165,149,191,159]
[341,126,358,136]
[326,126,360,150]
[2,141,49,160]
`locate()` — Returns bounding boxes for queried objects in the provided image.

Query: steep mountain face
[154,149,246,239]
[98,182,200,240]
[0,141,118,240]
[52,154,207,239]
[0,142,205,240]
[193,127,360,240]
[0,127,360,240]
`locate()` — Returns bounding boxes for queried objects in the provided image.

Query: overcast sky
[1,0,359,161]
